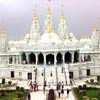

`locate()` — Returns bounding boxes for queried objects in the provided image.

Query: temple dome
[39,32,62,45]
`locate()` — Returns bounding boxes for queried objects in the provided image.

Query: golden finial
[93,25,98,32]
[47,26,52,33]
[33,5,38,21]
[60,4,65,19]
[1,25,6,35]
[47,5,51,14]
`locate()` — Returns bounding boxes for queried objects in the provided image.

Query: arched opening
[29,53,36,64]
[38,53,44,64]
[46,54,54,65]
[87,55,91,61]
[9,57,13,64]
[56,52,62,64]
[74,51,79,63]
[65,52,72,63]
[21,53,27,64]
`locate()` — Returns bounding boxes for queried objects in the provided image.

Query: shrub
[8,81,12,85]
[17,92,23,98]
[78,85,83,90]
[91,98,98,100]
[79,90,86,96]
[83,84,87,90]
[73,88,82,100]
[79,90,83,95]
[90,79,94,83]
[83,96,89,100]
[85,80,89,84]
[20,87,24,92]
[2,78,5,85]
[16,86,20,91]
[97,92,100,97]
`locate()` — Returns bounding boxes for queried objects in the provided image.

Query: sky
[0,0,100,40]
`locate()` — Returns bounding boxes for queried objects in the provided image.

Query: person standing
[61,81,64,89]
[27,93,31,100]
[58,89,61,98]
[67,88,70,97]
[61,89,64,98]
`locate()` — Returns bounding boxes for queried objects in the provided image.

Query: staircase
[36,64,70,86]
[45,67,56,86]
[37,67,44,85]
[57,67,66,84]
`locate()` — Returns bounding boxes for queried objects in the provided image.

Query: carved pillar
[44,53,46,66]
[26,53,29,64]
[13,56,15,64]
[19,55,22,64]
[54,53,57,66]
[16,56,18,64]
[7,56,9,64]
[72,52,74,63]
[62,53,65,64]
[35,53,38,65]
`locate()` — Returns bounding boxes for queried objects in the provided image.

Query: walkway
[29,85,75,100]
[30,90,75,100]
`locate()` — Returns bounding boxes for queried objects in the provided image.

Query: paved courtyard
[30,90,75,100]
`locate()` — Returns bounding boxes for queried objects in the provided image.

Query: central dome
[39,32,62,45]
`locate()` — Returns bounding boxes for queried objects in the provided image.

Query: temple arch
[56,52,62,64]
[87,55,91,61]
[21,53,27,64]
[74,51,79,63]
[38,53,44,64]
[46,54,54,65]
[29,53,36,64]
[9,57,13,64]
[65,52,72,63]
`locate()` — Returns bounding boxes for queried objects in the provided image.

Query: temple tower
[58,6,69,40]
[30,7,41,42]
[91,26,99,49]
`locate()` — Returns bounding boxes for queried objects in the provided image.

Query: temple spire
[60,4,65,19]
[45,5,53,36]
[1,25,6,36]
[33,7,38,21]
[0,25,8,52]
[91,25,99,49]
[93,25,98,32]
[29,6,41,42]
[58,5,69,40]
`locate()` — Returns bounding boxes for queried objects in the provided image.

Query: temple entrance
[69,72,73,79]
[21,53,27,64]
[29,53,36,64]
[87,69,90,76]
[28,73,32,80]
[65,52,72,63]
[74,51,79,63]
[46,54,54,65]
[11,71,14,78]
[57,52,62,64]
[38,53,44,64]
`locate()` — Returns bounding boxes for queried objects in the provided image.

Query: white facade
[0,7,100,85]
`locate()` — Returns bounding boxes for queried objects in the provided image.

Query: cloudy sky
[0,0,100,40]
